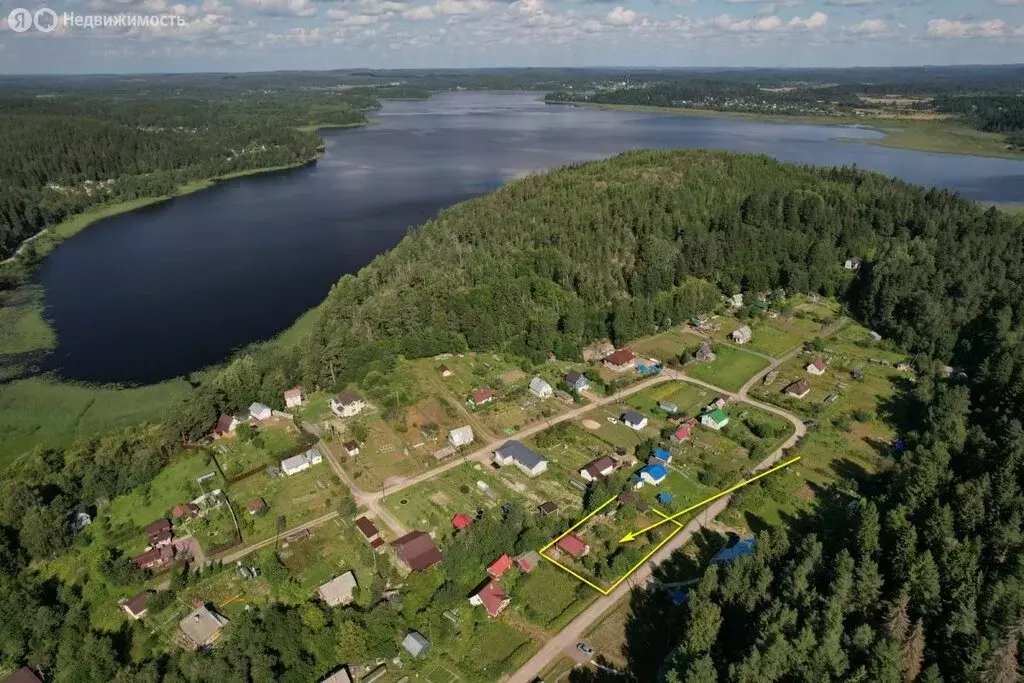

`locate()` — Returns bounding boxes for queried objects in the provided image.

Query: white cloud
[433,0,491,14]
[236,0,316,16]
[926,17,1021,38]
[993,0,1023,5]
[825,0,877,5]
[606,5,636,25]
[847,17,887,33]
[789,11,828,29]
[402,4,435,19]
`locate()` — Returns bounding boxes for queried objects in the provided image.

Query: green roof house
[701,409,730,431]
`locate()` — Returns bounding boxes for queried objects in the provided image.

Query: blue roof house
[639,464,667,486]
[652,448,672,464]
[712,537,756,564]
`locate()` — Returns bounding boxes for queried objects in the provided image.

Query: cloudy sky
[0,0,1022,73]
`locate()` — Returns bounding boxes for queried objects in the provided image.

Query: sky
[0,0,1022,73]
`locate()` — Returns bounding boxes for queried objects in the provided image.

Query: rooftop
[392,531,443,571]
[317,571,358,607]
[178,605,228,647]
[495,440,546,470]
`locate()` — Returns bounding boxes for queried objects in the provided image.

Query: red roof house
[602,347,636,370]
[469,579,511,618]
[213,414,234,438]
[514,550,542,573]
[556,534,590,558]
[472,388,495,406]
[671,423,693,442]
[145,519,173,547]
[354,516,380,540]
[392,531,443,571]
[451,513,473,530]
[487,554,514,579]
[171,503,199,519]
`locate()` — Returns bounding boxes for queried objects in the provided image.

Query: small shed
[402,631,431,658]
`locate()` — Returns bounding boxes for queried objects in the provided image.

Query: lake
[36,91,1024,384]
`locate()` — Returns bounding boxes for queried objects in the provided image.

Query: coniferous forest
[3,148,1024,681]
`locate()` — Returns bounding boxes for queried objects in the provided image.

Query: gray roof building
[178,605,228,649]
[494,440,548,475]
[403,631,431,658]
[317,571,358,606]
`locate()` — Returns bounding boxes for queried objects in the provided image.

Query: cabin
[638,463,667,486]
[529,376,553,399]
[392,531,443,571]
[565,370,589,392]
[249,402,272,421]
[493,441,548,477]
[694,341,716,362]
[469,580,510,618]
[622,410,648,431]
[659,401,679,414]
[178,605,228,651]
[602,347,636,372]
[701,409,730,431]
[317,571,358,607]
[515,550,542,573]
[121,591,151,620]
[555,533,589,558]
[451,513,473,530]
[448,425,474,447]
[487,554,513,579]
[730,326,753,344]
[472,388,495,406]
[329,391,366,418]
[579,456,616,482]
[403,631,431,658]
[652,448,672,464]
[806,359,827,376]
[784,379,811,399]
[283,386,305,408]
[281,448,323,476]
[246,498,267,515]
[343,440,360,456]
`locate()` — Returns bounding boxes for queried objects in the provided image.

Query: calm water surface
[37,91,1024,384]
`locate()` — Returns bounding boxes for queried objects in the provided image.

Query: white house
[493,441,548,477]
[730,326,753,344]
[622,410,648,431]
[448,426,474,448]
[701,409,730,431]
[579,456,616,482]
[281,448,323,476]
[249,402,272,421]
[283,386,305,409]
[317,571,358,607]
[329,391,366,418]
[529,376,553,399]
[844,256,862,270]
[806,359,827,376]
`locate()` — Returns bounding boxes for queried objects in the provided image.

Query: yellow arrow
[619,455,801,543]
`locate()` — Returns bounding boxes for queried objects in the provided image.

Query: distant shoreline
[548,101,1024,161]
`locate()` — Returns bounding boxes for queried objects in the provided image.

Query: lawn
[631,326,703,363]
[0,375,194,466]
[106,451,222,531]
[383,461,511,536]
[214,422,302,477]
[686,345,769,392]
[230,462,342,543]
[514,563,591,628]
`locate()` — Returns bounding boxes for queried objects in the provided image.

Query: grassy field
[106,451,222,530]
[0,376,194,466]
[0,285,56,358]
[685,345,769,391]
[231,461,341,542]
[631,326,702,362]
[558,102,1024,160]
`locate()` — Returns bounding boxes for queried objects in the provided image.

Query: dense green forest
[4,150,1024,681]
[0,91,374,261]
[932,94,1024,134]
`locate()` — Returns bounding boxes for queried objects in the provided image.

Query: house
[806,358,827,376]
[213,414,236,438]
[281,448,323,476]
[709,395,729,410]
[652,448,672,464]
[659,401,678,414]
[403,631,431,658]
[249,402,272,421]
[448,425,474,448]
[730,326,753,344]
[329,391,366,418]
[529,376,553,399]
[392,531,443,571]
[844,256,861,270]
[565,370,589,392]
[320,668,353,683]
[121,591,151,620]
[556,534,589,558]
[579,456,616,482]
[727,293,744,308]
[178,605,228,650]
[355,517,380,541]
[317,571,358,607]
[451,513,473,530]
[713,537,757,564]
[469,579,511,618]
[784,380,811,399]
[537,501,558,516]
[283,386,305,409]
[487,554,514,579]
[246,498,267,516]
[622,410,648,431]
[639,463,668,486]
[493,441,548,477]
[1,668,43,683]
[145,519,173,547]
[694,341,716,362]
[514,550,542,573]
[670,421,694,443]
[701,409,730,431]
[617,491,651,513]
[172,503,200,520]
[439,365,453,377]
[343,441,360,456]
[132,545,174,570]
[472,388,495,406]
[602,347,636,372]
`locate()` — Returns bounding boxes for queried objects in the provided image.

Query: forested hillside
[0,92,372,260]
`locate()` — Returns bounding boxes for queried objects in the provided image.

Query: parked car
[577,642,594,657]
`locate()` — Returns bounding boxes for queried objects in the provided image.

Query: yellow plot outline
[538,498,686,595]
